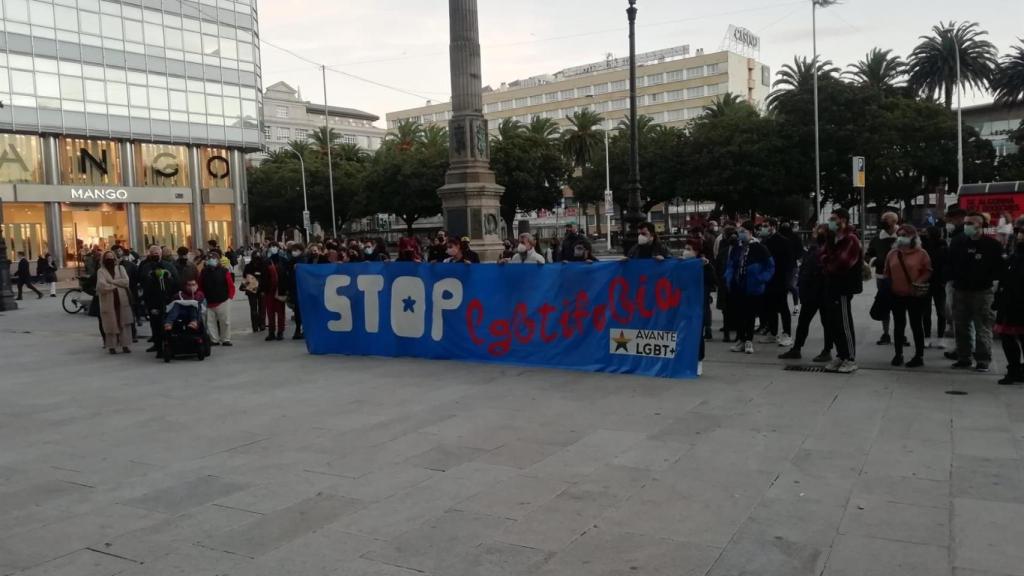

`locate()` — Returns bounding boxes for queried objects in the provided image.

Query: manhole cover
[945,390,969,396]
[784,365,827,373]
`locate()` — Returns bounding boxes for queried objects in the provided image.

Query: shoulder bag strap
[896,251,915,288]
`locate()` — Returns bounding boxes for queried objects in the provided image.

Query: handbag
[897,252,930,297]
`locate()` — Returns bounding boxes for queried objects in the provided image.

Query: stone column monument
[439,0,504,261]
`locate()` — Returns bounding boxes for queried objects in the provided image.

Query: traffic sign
[852,156,866,188]
[604,190,614,216]
[302,210,311,230]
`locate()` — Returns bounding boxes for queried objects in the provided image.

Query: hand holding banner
[296,260,704,378]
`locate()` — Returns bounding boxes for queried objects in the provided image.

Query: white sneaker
[824,358,843,372]
[757,334,776,344]
[777,334,794,347]
[837,360,859,374]
[744,341,755,354]
[697,361,703,376]
[730,341,745,353]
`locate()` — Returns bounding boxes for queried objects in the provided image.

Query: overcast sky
[259,0,1023,127]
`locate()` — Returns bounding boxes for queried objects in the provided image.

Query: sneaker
[974,362,990,373]
[703,330,714,341]
[757,334,776,344]
[778,348,802,360]
[998,370,1023,385]
[951,360,973,369]
[743,341,755,354]
[905,356,924,368]
[891,355,904,367]
[777,334,794,347]
[222,341,233,347]
[697,361,704,376]
[730,341,745,353]
[944,351,959,361]
[812,351,833,363]
[876,334,892,345]
[265,333,276,342]
[837,360,859,374]
[824,358,843,372]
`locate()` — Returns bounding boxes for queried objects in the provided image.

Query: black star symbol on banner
[612,331,631,352]
[402,296,416,313]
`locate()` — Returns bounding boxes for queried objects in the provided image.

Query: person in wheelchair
[164,278,206,330]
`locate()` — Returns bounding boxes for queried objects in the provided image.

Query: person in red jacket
[262,243,286,341]
[199,249,236,346]
[820,208,864,374]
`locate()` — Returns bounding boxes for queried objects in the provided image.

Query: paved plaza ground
[1,289,1023,576]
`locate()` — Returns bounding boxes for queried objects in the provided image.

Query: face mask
[269,247,279,255]
[637,234,651,246]
[945,223,956,234]
[964,224,978,237]
[709,226,719,234]
[290,250,301,258]
[103,259,115,266]
[682,249,696,260]
[896,236,912,248]
[364,247,374,256]
[574,246,586,257]
[758,228,772,238]
[738,231,750,243]
[148,254,159,261]
[517,243,528,253]
[446,248,458,257]
[827,221,839,233]
[207,258,218,267]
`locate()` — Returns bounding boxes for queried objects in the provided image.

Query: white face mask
[365,247,374,255]
[682,249,696,260]
[517,243,528,253]
[945,223,955,234]
[291,251,302,258]
[269,247,279,255]
[637,234,651,246]
[446,248,458,257]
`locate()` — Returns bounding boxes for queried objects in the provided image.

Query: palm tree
[615,113,659,137]
[702,93,751,118]
[767,56,840,107]
[993,40,1024,105]
[287,140,314,158]
[309,127,338,156]
[385,118,425,151]
[495,118,525,142]
[562,109,605,168]
[335,143,368,163]
[846,48,905,91]
[421,124,449,152]
[526,116,561,142]
[907,21,998,109]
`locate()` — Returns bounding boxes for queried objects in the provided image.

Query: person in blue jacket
[725,220,776,354]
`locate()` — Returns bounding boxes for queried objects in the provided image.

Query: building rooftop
[306,104,379,122]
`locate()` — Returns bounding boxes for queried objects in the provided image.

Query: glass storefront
[59,137,122,185]
[136,143,191,188]
[205,204,234,249]
[0,134,44,183]
[2,202,48,261]
[141,204,192,250]
[61,203,129,266]
[200,147,232,189]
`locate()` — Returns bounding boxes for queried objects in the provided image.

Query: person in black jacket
[779,222,804,310]
[715,225,738,342]
[780,224,834,362]
[626,222,671,260]
[921,225,949,346]
[139,245,180,355]
[36,252,57,297]
[241,252,266,332]
[949,212,1005,372]
[558,222,583,263]
[758,219,794,346]
[995,225,1024,385]
[14,252,42,299]
[427,231,449,263]
[865,212,899,345]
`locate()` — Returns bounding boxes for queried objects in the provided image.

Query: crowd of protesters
[60,207,1024,386]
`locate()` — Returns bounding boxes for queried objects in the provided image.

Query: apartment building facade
[262,81,385,153]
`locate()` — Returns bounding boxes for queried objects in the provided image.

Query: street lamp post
[287,147,310,243]
[623,0,643,253]
[322,65,338,239]
[812,0,822,223]
[604,129,612,251]
[954,36,964,193]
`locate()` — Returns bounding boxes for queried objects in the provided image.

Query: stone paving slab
[2,293,1023,575]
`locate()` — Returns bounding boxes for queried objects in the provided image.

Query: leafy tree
[384,118,425,151]
[562,109,605,168]
[845,48,905,92]
[907,21,998,109]
[993,40,1024,105]
[526,116,561,142]
[703,92,755,118]
[310,126,339,158]
[360,136,447,234]
[490,119,571,240]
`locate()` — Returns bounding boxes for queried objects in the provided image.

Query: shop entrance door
[143,221,190,251]
[61,204,128,267]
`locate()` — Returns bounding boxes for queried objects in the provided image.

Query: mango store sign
[14,184,192,204]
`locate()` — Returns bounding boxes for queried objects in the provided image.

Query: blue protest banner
[295,260,704,378]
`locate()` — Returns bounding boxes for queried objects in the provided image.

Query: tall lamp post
[286,147,310,243]
[322,65,338,239]
[604,129,612,251]
[811,0,839,223]
[622,0,643,253]
[945,26,964,193]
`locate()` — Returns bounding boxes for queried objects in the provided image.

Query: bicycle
[62,277,94,315]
